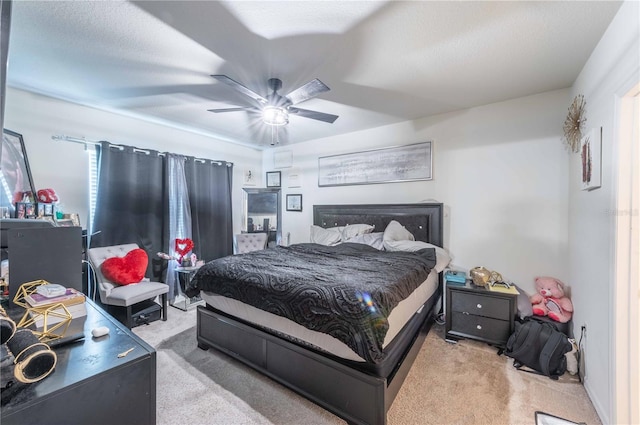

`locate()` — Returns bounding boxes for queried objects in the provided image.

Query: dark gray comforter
[185,243,436,363]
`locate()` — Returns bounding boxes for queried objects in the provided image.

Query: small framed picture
[44,203,54,216]
[286,194,302,212]
[266,171,281,188]
[15,202,35,218]
[14,202,26,218]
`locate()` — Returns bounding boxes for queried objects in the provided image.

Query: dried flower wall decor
[563,94,587,153]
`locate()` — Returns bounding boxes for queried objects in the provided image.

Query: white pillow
[341,224,375,241]
[347,232,384,250]
[310,225,343,245]
[383,240,451,272]
[382,220,415,242]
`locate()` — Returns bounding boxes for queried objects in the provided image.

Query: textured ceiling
[6,1,622,149]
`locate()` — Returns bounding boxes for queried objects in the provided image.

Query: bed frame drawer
[198,308,266,368]
[197,303,435,425]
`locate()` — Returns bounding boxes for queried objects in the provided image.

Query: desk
[1,299,156,425]
[171,266,204,311]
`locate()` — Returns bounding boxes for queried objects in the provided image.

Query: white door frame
[612,83,639,425]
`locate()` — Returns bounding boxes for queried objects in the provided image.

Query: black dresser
[1,299,156,425]
[445,281,517,347]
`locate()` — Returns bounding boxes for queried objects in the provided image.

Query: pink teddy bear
[530,276,573,323]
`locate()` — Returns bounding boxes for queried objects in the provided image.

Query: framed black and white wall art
[266,171,281,188]
[318,141,432,187]
[286,194,302,212]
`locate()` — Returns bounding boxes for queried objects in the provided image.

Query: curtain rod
[52,134,233,166]
[52,134,100,146]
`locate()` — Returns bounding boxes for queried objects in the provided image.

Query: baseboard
[583,376,608,425]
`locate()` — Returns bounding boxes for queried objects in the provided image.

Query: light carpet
[134,309,600,425]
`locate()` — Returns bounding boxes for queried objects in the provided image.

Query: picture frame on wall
[318,141,433,187]
[266,171,281,188]
[1,129,36,215]
[243,168,256,186]
[581,127,602,191]
[286,194,302,212]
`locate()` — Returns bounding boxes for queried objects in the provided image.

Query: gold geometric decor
[12,279,50,309]
[562,94,587,153]
[16,303,72,342]
[12,279,72,342]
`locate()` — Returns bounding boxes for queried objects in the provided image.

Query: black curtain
[91,142,165,279]
[185,159,233,262]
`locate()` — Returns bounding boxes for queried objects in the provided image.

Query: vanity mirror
[1,129,36,217]
[243,188,281,247]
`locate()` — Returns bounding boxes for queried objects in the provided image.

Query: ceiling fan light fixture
[262,106,289,126]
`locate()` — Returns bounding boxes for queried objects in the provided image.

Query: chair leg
[125,305,133,329]
[161,293,168,321]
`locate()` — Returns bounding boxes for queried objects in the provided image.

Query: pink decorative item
[530,276,574,323]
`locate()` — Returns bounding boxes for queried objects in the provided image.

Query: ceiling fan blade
[285,78,330,105]
[211,75,268,105]
[289,107,338,124]
[207,107,258,113]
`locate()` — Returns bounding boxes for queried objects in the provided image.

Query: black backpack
[505,317,572,380]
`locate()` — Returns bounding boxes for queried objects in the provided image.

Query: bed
[189,203,444,425]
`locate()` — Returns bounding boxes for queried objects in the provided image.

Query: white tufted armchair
[233,233,268,254]
[87,243,168,328]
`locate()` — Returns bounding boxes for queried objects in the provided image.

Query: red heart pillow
[100,248,148,285]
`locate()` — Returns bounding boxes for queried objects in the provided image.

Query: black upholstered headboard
[313,203,443,247]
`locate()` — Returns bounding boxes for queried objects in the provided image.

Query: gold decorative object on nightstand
[469,266,492,286]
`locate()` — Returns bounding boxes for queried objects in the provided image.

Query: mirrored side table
[170,266,205,311]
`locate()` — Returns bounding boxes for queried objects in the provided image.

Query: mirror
[1,129,36,218]
[243,188,281,247]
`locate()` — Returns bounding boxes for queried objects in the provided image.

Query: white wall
[569,1,640,423]
[267,88,570,295]
[4,87,262,236]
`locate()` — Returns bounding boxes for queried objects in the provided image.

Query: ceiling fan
[207,75,339,126]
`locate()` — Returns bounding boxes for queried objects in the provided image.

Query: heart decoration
[101,248,148,285]
[37,188,59,203]
[175,238,194,262]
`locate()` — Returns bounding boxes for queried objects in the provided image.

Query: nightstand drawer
[450,312,511,344]
[450,292,511,321]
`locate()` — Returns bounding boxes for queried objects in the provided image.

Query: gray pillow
[382,220,415,242]
[310,225,343,245]
[341,224,375,241]
[347,232,384,250]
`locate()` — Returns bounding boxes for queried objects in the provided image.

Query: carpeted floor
[134,308,601,425]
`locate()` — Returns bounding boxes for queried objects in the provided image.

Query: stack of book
[26,287,87,328]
